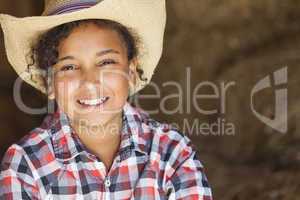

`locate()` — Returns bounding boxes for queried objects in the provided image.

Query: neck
[70,112,123,168]
[75,113,122,139]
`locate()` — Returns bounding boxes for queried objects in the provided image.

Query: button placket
[104,178,111,187]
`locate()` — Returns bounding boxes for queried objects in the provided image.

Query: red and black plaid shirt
[0,102,213,199]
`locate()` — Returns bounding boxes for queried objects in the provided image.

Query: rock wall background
[0,1,299,199]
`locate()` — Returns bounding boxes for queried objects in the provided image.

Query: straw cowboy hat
[0,0,166,96]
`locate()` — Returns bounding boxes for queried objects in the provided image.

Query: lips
[77,96,109,107]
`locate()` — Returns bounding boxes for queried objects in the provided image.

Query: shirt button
[104,178,111,187]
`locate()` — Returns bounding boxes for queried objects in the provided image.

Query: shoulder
[123,103,201,166]
[17,126,51,148]
[1,120,55,171]
[143,117,200,167]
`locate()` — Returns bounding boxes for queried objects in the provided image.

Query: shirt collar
[44,102,150,164]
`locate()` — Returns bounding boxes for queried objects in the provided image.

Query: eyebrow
[57,49,120,62]
[96,49,120,57]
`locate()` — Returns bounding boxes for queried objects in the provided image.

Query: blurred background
[0,1,299,199]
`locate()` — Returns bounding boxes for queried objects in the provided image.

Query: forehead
[57,22,126,54]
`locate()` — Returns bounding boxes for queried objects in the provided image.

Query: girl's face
[49,23,137,127]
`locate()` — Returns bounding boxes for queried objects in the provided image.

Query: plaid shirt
[0,102,213,200]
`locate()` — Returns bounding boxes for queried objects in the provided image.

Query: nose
[80,68,103,94]
[81,67,100,84]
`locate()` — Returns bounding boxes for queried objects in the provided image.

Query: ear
[128,58,138,87]
[48,87,55,100]
[47,76,55,100]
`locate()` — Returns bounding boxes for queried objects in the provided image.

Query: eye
[60,64,77,71]
[97,59,117,67]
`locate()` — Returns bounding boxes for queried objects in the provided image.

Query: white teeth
[78,97,108,106]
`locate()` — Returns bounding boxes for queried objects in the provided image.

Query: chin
[75,108,122,126]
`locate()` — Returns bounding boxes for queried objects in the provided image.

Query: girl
[0,0,213,199]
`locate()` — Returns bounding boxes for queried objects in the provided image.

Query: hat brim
[0,0,166,96]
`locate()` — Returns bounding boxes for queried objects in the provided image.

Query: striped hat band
[43,0,102,16]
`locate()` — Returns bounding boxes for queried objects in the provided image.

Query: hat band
[46,2,98,16]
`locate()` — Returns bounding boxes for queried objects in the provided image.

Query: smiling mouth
[77,96,109,107]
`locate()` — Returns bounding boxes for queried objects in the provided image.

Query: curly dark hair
[31,19,147,91]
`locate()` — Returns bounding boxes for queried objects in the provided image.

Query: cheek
[103,71,130,93]
[54,76,80,106]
